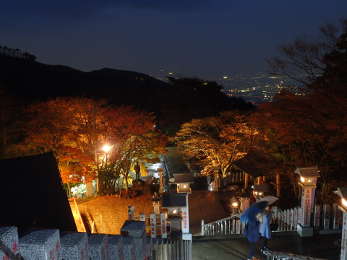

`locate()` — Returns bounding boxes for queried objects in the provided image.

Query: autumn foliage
[20,97,164,187]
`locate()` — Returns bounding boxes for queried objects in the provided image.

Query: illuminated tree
[175,111,259,190]
[21,97,166,195]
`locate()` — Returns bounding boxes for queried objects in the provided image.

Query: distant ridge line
[0,45,36,61]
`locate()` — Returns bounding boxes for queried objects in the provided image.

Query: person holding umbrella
[257,196,279,253]
[241,200,268,260]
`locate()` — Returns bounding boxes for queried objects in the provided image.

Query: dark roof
[253,183,272,192]
[173,173,194,183]
[233,149,280,177]
[161,193,187,208]
[0,153,76,232]
[163,147,190,177]
[295,166,320,177]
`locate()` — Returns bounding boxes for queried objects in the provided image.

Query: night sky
[1,1,346,80]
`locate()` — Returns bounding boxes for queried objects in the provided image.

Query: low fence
[0,221,192,260]
[202,204,343,236]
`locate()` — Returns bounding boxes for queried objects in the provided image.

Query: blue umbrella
[240,201,268,224]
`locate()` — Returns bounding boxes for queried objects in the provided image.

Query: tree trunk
[276,173,280,197]
[244,172,249,190]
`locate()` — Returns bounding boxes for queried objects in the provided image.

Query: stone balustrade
[0,221,192,260]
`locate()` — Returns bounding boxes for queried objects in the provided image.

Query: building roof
[233,149,280,177]
[173,173,194,184]
[162,147,190,177]
[295,166,320,177]
[161,193,187,208]
[0,152,76,232]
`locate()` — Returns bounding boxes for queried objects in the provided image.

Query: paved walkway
[192,232,340,260]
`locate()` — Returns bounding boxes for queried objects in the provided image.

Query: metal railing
[201,204,343,236]
[202,214,243,236]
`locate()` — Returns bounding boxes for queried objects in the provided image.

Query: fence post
[201,220,204,236]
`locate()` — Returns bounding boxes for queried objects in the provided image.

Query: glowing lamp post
[101,144,113,165]
[230,197,240,215]
[335,187,347,260]
[96,143,113,194]
[295,166,319,237]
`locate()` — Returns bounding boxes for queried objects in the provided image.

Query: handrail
[204,214,240,226]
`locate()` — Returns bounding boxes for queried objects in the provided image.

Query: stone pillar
[341,212,347,260]
[108,235,124,260]
[88,234,108,260]
[0,226,19,258]
[295,167,319,237]
[19,229,61,259]
[60,232,88,260]
[181,194,190,234]
[334,187,347,260]
[121,220,147,260]
[122,237,136,260]
[150,214,157,238]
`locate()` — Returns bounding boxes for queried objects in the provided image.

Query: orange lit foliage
[23,98,161,185]
[175,111,259,182]
[252,90,347,185]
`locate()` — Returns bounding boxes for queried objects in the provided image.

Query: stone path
[192,232,340,260]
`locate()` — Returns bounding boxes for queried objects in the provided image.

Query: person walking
[259,205,272,253]
[244,217,260,260]
[241,201,268,260]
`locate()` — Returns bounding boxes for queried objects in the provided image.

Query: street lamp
[230,197,240,214]
[95,143,113,194]
[102,144,113,153]
[101,143,113,166]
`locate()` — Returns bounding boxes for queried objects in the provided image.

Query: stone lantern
[334,187,347,260]
[253,183,271,199]
[295,166,319,237]
[172,173,193,194]
[161,193,190,235]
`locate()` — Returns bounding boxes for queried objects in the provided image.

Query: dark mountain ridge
[0,55,168,103]
[0,54,253,134]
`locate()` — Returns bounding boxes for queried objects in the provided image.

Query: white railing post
[201,220,204,236]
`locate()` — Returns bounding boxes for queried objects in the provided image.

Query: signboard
[181,206,189,233]
[150,214,156,238]
[300,187,315,226]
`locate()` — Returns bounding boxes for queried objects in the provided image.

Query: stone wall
[0,221,192,260]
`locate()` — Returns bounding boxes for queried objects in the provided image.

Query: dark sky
[1,1,346,80]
